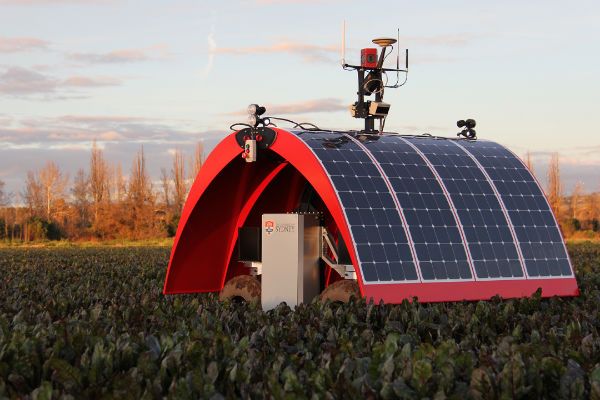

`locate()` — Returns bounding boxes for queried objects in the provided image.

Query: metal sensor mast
[342,25,408,133]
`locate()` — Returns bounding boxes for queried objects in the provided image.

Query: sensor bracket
[235,127,277,149]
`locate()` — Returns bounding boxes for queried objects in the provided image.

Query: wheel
[219,275,261,304]
[319,280,361,303]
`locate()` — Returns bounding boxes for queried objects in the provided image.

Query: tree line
[0,141,203,242]
[0,148,597,242]
[541,152,600,238]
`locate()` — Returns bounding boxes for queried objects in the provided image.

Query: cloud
[58,115,148,124]
[0,115,12,126]
[255,0,335,3]
[525,147,600,168]
[0,66,121,97]
[0,0,113,4]
[62,75,121,87]
[68,49,147,63]
[97,130,124,141]
[268,98,347,114]
[530,160,600,194]
[200,26,217,78]
[400,34,477,47]
[67,44,169,64]
[214,40,337,63]
[0,113,225,196]
[509,145,600,193]
[212,33,474,65]
[0,36,49,53]
[0,115,199,145]
[0,67,56,95]
[385,124,448,134]
[227,98,347,116]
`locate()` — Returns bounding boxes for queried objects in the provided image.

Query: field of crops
[1,244,599,399]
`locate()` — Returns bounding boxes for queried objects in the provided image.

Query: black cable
[229,123,253,131]
[230,117,322,132]
[397,72,409,87]
[267,116,299,125]
[267,117,322,131]
[382,45,394,65]
[387,70,408,88]
[296,122,321,130]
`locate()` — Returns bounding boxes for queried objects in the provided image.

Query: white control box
[261,214,321,311]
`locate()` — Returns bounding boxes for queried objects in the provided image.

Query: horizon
[1,0,599,197]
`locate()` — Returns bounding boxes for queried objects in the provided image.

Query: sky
[0,0,599,199]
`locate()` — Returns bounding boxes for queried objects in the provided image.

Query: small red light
[256,134,263,142]
[243,135,250,141]
[245,149,250,153]
[241,153,247,158]
[361,48,378,69]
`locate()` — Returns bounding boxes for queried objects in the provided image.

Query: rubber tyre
[219,275,261,304]
[320,280,361,303]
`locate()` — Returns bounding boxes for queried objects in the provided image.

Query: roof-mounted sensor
[342,24,408,133]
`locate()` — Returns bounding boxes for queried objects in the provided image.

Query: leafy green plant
[0,243,598,398]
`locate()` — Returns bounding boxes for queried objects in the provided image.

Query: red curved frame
[163,129,579,302]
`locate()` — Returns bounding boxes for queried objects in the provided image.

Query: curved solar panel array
[294,131,574,284]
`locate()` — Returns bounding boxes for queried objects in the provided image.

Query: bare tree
[0,180,11,240]
[524,151,534,173]
[90,140,109,224]
[570,182,583,220]
[189,142,204,180]
[105,163,114,203]
[586,192,600,224]
[23,171,44,217]
[114,163,126,203]
[129,146,152,204]
[71,168,90,230]
[547,153,562,220]
[160,167,171,208]
[127,146,156,238]
[0,179,9,207]
[38,161,69,220]
[172,149,186,212]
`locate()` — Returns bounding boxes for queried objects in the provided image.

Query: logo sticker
[264,220,275,235]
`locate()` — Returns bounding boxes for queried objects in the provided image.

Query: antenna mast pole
[341,21,346,67]
[342,29,408,134]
